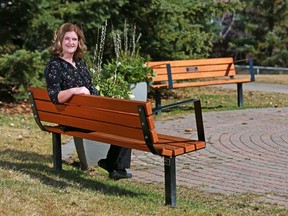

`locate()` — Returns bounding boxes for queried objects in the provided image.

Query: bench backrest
[147,57,236,83]
[28,87,158,144]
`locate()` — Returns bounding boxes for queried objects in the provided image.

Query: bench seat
[44,126,205,157]
[151,77,252,90]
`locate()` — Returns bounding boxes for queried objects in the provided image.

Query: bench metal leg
[154,90,162,115]
[52,133,62,170]
[237,83,243,107]
[164,156,176,206]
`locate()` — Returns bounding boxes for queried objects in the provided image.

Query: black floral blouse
[44,56,98,104]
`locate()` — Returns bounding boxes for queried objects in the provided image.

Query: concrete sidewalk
[216,82,288,94]
[131,107,288,207]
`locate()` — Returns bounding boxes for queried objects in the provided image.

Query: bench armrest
[152,98,205,142]
[235,56,255,81]
[28,90,46,131]
[249,56,255,81]
[138,106,159,155]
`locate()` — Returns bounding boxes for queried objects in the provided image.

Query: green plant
[0,49,49,101]
[90,21,156,99]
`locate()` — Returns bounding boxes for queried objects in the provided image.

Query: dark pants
[73,136,131,171]
[105,145,131,171]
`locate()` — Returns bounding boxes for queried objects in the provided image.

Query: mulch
[0,101,31,115]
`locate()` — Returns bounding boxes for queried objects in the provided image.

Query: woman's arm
[57,86,90,103]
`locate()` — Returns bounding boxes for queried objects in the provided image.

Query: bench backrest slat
[28,87,158,143]
[147,57,233,67]
[35,100,145,128]
[38,111,145,140]
[30,87,153,115]
[147,57,236,82]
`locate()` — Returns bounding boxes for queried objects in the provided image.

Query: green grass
[153,74,288,116]
[152,86,288,117]
[1,78,288,215]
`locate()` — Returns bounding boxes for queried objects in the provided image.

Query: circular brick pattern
[131,107,288,206]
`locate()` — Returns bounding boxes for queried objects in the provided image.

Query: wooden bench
[147,57,255,113]
[28,87,206,206]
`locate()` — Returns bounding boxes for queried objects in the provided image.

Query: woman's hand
[57,86,90,103]
[72,86,90,95]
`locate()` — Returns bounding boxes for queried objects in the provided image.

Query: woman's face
[61,31,79,56]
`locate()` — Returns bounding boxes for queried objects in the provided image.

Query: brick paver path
[131,107,288,206]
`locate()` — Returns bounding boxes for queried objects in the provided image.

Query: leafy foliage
[0,49,49,100]
[120,0,243,60]
[225,0,288,66]
[1,0,286,101]
[90,21,155,99]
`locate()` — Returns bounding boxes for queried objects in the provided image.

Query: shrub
[0,49,49,101]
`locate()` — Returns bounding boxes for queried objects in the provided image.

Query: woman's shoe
[109,170,132,180]
[98,159,111,172]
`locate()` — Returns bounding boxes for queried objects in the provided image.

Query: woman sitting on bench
[43,22,132,180]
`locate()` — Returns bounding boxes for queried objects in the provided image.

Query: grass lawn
[151,74,288,117]
[1,75,288,215]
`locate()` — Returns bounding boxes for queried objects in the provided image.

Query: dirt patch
[0,101,31,115]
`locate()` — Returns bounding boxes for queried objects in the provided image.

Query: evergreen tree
[0,0,244,101]
[226,0,288,66]
[119,0,242,60]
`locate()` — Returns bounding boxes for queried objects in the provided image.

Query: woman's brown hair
[51,23,87,59]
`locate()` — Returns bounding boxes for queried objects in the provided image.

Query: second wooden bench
[147,57,255,113]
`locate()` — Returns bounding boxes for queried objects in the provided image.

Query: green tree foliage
[0,0,127,101]
[226,0,288,66]
[0,49,49,100]
[29,0,127,49]
[119,0,243,60]
[0,0,245,101]
[0,0,40,50]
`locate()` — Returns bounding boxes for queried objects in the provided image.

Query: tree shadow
[0,149,144,198]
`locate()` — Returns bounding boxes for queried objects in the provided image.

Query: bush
[0,49,49,101]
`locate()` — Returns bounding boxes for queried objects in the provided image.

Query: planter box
[62,82,148,166]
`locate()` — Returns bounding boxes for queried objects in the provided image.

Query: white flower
[129,93,135,99]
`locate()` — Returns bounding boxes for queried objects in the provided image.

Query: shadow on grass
[0,149,144,198]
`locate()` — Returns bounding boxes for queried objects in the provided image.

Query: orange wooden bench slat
[69,95,153,115]
[171,78,252,88]
[151,77,252,89]
[157,134,203,151]
[147,57,233,68]
[154,139,205,156]
[28,87,153,115]
[44,126,204,157]
[38,111,145,140]
[34,100,149,129]
[150,63,235,74]
[29,88,51,101]
[151,70,237,82]
[153,140,205,156]
[45,126,153,151]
